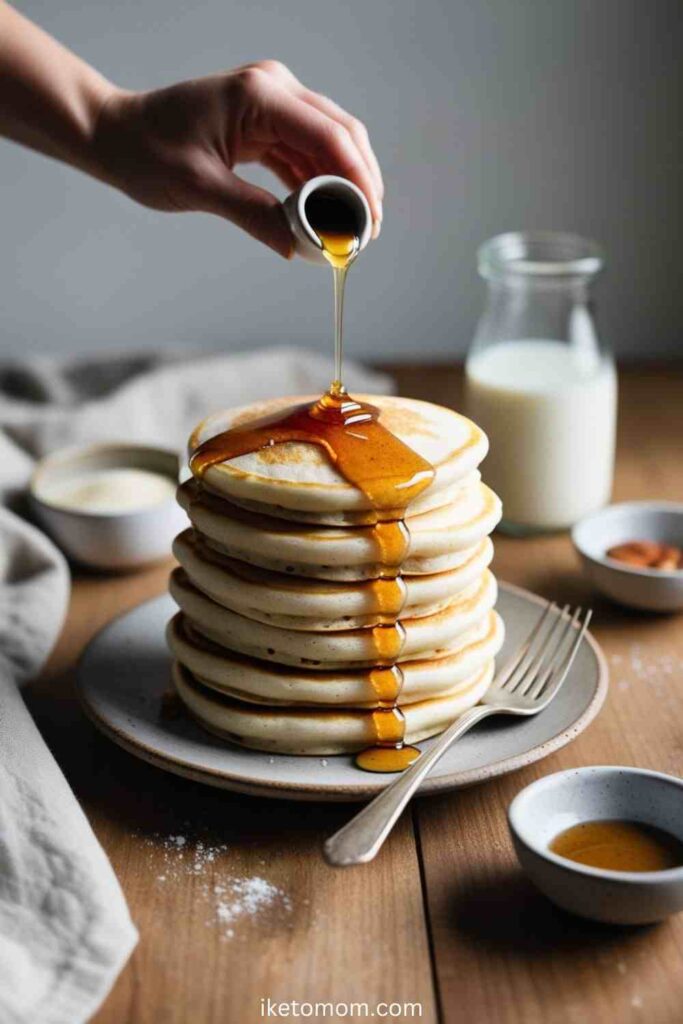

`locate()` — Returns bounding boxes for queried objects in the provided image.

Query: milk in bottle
[465,232,617,533]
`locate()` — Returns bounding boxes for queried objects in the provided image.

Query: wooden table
[30,365,683,1024]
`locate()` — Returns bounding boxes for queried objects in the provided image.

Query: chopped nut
[607,540,682,571]
[653,554,680,571]
[657,545,681,567]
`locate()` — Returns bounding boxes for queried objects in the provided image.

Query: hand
[92,61,384,257]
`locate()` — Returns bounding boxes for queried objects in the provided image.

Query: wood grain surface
[29,364,683,1024]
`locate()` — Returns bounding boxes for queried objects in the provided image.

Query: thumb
[202,170,294,258]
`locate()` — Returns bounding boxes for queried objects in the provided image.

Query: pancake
[177,478,502,580]
[189,394,488,518]
[206,472,482,527]
[173,659,495,754]
[169,567,497,669]
[173,529,494,630]
[167,609,504,706]
[169,392,502,761]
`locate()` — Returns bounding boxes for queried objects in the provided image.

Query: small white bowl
[508,766,683,925]
[572,501,683,612]
[282,175,373,264]
[30,443,187,570]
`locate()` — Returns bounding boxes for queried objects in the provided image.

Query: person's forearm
[0,1,118,177]
[0,3,382,254]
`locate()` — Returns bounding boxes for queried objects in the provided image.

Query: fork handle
[324,704,497,866]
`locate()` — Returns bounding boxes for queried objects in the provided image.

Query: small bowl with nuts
[572,502,683,612]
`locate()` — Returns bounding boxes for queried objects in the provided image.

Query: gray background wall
[1,0,681,362]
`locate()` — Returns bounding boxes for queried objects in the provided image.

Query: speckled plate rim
[76,581,608,802]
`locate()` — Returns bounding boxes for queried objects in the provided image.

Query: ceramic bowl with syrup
[508,766,683,925]
[30,442,187,570]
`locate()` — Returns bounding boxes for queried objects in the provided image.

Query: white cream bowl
[508,766,683,925]
[572,501,683,612]
[30,443,187,570]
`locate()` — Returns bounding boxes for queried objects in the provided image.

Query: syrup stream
[190,193,434,772]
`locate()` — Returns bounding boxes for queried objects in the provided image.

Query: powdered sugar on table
[138,831,293,941]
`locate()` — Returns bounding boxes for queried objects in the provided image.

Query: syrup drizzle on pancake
[190,390,435,771]
[190,198,436,773]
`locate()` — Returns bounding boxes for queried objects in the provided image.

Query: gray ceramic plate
[77,582,608,801]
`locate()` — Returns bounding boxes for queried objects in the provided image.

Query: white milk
[43,467,177,514]
[465,339,617,531]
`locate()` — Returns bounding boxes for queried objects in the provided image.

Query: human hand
[92,61,384,257]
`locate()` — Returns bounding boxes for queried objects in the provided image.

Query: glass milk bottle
[465,232,617,534]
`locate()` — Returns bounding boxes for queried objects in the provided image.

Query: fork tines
[496,602,593,704]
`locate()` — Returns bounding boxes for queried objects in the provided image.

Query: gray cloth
[0,348,390,1024]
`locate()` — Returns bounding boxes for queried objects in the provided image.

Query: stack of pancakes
[167,395,504,755]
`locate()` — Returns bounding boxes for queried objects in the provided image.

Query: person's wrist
[85,81,136,185]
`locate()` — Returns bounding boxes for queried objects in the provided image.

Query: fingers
[252,61,383,202]
[202,170,294,258]
[260,142,318,190]
[261,152,303,191]
[259,78,383,228]
[296,89,384,204]
[295,91,383,238]
[271,143,318,184]
[262,142,319,194]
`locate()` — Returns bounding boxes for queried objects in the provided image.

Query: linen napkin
[0,347,390,1024]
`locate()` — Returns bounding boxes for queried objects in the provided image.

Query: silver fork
[324,602,592,867]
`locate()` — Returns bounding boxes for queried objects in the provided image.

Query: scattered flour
[610,646,682,707]
[138,829,292,940]
[214,878,293,939]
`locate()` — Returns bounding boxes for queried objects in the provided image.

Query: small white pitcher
[283,175,372,265]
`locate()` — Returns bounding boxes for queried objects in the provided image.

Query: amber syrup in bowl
[550,819,683,873]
